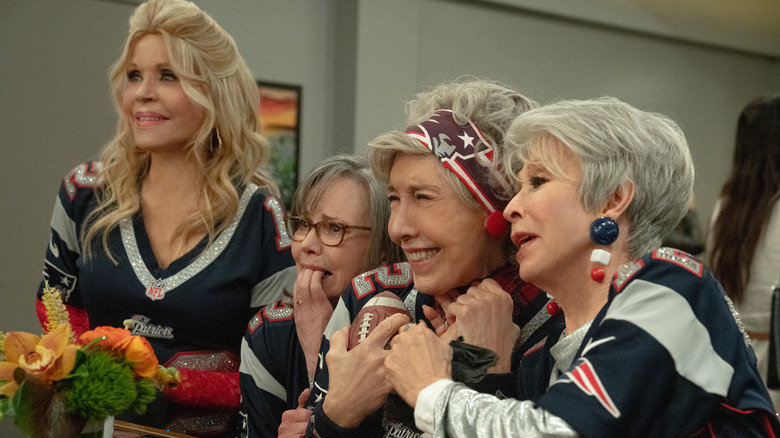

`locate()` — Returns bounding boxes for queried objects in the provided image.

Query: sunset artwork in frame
[257,81,301,208]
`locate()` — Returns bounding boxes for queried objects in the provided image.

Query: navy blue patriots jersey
[238,268,310,438]
[534,248,780,437]
[306,262,560,437]
[39,161,295,363]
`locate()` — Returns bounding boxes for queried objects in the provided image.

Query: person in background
[36,0,293,435]
[386,97,779,436]
[708,93,780,409]
[305,78,562,437]
[239,154,403,437]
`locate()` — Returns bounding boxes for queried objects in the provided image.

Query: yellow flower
[0,324,78,397]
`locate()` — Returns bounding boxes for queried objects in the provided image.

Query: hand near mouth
[293,268,335,381]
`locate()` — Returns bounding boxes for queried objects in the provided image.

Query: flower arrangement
[0,286,180,438]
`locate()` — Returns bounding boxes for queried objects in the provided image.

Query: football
[348,291,412,350]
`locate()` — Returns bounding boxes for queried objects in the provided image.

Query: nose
[503,190,524,224]
[135,78,156,102]
[298,225,322,253]
[388,201,416,244]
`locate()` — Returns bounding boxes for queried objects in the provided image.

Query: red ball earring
[485,211,508,236]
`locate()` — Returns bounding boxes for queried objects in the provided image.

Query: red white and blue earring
[589,217,619,283]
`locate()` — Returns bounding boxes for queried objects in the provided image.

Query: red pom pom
[485,211,508,236]
[590,267,606,283]
[546,300,560,315]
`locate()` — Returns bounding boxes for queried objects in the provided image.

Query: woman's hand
[322,313,411,428]
[293,268,335,380]
[278,388,312,438]
[386,321,453,408]
[443,279,520,373]
[422,288,461,342]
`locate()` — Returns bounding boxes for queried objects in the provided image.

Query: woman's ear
[602,179,635,220]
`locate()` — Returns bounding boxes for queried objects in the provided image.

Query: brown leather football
[348,291,411,350]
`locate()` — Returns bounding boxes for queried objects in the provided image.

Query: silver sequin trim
[353,263,413,297]
[167,411,233,434]
[264,306,293,320]
[248,314,262,332]
[724,294,752,348]
[614,260,644,291]
[404,287,418,322]
[121,184,260,296]
[653,247,703,275]
[516,303,553,347]
[166,350,239,372]
[265,196,293,249]
[64,162,103,199]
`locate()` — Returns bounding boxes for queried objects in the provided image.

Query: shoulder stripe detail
[51,196,80,255]
[239,338,286,402]
[652,247,703,277]
[565,358,621,418]
[604,279,733,396]
[63,162,102,201]
[250,266,297,308]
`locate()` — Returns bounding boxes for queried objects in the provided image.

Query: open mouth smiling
[404,248,440,262]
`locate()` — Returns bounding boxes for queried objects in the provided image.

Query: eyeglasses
[285,216,371,247]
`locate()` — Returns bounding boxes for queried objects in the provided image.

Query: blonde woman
[36,0,293,435]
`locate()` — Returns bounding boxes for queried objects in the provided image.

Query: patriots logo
[404,109,510,213]
[563,358,621,418]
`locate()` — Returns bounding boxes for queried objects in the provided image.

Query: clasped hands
[323,278,519,427]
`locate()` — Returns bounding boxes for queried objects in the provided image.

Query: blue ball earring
[589,217,619,246]
[589,217,618,283]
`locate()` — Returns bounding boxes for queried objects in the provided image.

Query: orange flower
[0,324,78,397]
[79,326,132,350]
[121,335,158,378]
[80,326,158,378]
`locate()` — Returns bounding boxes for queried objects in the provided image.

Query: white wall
[1,3,779,434]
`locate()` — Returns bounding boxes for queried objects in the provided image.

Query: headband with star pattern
[404,109,510,213]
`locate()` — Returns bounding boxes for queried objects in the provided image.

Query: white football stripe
[603,279,733,397]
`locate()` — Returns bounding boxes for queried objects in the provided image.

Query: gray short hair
[368,78,538,262]
[505,97,694,257]
[291,154,402,268]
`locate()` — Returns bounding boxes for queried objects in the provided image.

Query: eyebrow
[387,183,440,193]
[126,62,173,70]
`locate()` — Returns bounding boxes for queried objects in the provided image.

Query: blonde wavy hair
[82,0,278,260]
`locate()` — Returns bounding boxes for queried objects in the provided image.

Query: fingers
[297,388,311,408]
[328,325,350,353]
[363,312,411,349]
[293,268,326,304]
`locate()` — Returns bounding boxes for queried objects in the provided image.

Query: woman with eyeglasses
[239,154,403,437]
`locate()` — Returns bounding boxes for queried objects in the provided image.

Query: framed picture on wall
[257,80,302,208]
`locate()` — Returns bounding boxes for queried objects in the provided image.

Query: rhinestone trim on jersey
[121,184,259,297]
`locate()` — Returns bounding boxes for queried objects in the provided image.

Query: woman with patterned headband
[297,79,564,438]
[385,97,780,436]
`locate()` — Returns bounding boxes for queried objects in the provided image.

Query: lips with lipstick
[512,233,537,249]
[135,112,167,124]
